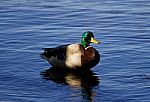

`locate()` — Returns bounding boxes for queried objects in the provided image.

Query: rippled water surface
[0,0,150,102]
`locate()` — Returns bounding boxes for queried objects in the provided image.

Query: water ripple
[0,0,150,102]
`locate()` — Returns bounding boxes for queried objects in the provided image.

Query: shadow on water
[41,67,100,101]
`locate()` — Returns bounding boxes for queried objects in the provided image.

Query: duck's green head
[80,31,100,48]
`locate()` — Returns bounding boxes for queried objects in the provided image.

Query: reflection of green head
[80,31,100,48]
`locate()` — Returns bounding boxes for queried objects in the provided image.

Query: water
[0,0,150,102]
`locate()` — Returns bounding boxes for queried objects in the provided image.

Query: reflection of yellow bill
[91,37,100,44]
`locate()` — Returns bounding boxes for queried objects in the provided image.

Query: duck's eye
[84,37,87,40]
[84,37,91,42]
[87,36,91,40]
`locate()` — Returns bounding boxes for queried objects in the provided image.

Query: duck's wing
[41,44,69,60]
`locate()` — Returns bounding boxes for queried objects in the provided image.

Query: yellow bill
[90,37,100,44]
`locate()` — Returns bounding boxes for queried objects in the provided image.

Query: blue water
[0,0,150,102]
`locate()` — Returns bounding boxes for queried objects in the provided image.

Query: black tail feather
[41,44,68,59]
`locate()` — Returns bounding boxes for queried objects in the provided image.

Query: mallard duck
[41,31,100,70]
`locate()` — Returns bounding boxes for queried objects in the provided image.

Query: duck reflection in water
[41,67,100,101]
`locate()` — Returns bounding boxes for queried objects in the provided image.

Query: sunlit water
[0,0,150,102]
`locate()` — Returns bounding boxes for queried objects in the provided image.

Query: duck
[41,31,100,70]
